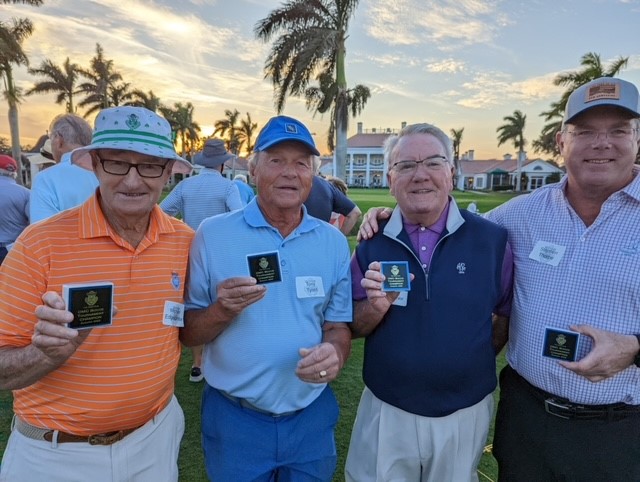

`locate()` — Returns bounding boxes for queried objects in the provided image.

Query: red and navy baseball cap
[254,115,319,156]
[0,154,17,172]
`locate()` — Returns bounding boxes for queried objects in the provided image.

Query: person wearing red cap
[0,154,29,265]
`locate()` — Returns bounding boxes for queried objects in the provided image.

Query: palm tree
[107,81,132,106]
[497,110,527,192]
[534,52,629,157]
[0,17,33,176]
[304,70,370,155]
[160,102,200,158]
[238,112,258,155]
[255,0,364,181]
[77,43,123,118]
[125,89,162,112]
[450,127,464,182]
[26,57,82,113]
[213,109,242,155]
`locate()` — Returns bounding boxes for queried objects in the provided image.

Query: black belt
[511,367,640,421]
[217,389,302,418]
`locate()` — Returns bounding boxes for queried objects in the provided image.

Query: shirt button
[421,246,426,251]
[420,226,426,231]
[422,263,427,269]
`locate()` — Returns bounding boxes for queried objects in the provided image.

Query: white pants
[345,387,493,482]
[0,396,184,482]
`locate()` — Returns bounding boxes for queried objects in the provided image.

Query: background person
[29,113,98,223]
[345,123,512,482]
[182,115,352,481]
[0,106,194,482]
[304,174,362,235]
[233,173,255,205]
[0,155,29,265]
[161,138,244,383]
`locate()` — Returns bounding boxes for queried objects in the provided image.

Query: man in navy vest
[345,123,513,482]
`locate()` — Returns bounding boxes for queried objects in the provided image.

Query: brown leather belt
[15,416,144,445]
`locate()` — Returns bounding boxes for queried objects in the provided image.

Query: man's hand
[31,291,91,367]
[560,325,639,382]
[215,277,267,320]
[296,343,341,384]
[357,207,392,241]
[362,261,410,314]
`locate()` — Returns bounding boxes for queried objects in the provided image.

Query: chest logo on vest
[456,262,466,274]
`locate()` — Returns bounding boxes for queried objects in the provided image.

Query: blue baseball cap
[254,115,320,156]
[563,77,640,124]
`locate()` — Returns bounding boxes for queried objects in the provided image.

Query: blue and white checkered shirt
[160,169,244,230]
[486,173,640,405]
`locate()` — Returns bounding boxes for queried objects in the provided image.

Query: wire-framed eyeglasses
[391,156,449,175]
[564,128,638,143]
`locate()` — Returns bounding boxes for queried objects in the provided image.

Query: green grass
[1,188,518,481]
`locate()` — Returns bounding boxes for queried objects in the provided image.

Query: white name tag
[163,300,184,327]
[391,291,408,307]
[295,276,325,298]
[529,241,566,267]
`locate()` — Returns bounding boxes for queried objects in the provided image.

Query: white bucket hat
[70,106,192,174]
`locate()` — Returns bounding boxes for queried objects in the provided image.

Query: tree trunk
[6,68,24,186]
[334,39,348,182]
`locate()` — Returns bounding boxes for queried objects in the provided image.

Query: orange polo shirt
[0,194,194,435]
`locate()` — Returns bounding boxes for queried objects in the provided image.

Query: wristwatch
[634,335,640,368]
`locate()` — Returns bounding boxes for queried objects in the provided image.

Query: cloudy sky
[3,0,640,160]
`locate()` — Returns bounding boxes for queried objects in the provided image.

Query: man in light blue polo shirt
[182,115,352,481]
[161,138,244,383]
[29,114,98,223]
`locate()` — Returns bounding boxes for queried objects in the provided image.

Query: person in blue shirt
[233,173,255,205]
[182,115,352,481]
[304,175,361,235]
[29,114,98,223]
[0,155,29,265]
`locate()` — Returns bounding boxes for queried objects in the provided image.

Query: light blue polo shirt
[186,198,352,413]
[29,152,99,223]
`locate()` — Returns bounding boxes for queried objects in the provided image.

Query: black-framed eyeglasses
[391,156,449,175]
[98,157,170,178]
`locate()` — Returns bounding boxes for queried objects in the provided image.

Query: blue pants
[201,383,338,482]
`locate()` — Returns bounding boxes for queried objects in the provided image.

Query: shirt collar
[243,197,321,235]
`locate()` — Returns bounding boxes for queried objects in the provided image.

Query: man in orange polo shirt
[0,106,194,482]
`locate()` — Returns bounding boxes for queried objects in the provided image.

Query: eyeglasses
[564,128,638,143]
[391,156,449,175]
[98,158,170,178]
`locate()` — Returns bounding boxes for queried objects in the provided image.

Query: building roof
[347,133,392,148]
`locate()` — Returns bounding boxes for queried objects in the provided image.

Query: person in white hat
[28,139,56,171]
[0,106,194,481]
[160,138,244,383]
[359,76,640,480]
[29,114,99,223]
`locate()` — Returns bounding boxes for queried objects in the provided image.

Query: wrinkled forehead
[392,134,447,161]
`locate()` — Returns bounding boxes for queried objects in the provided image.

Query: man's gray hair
[249,150,320,172]
[384,123,454,166]
[49,114,93,147]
